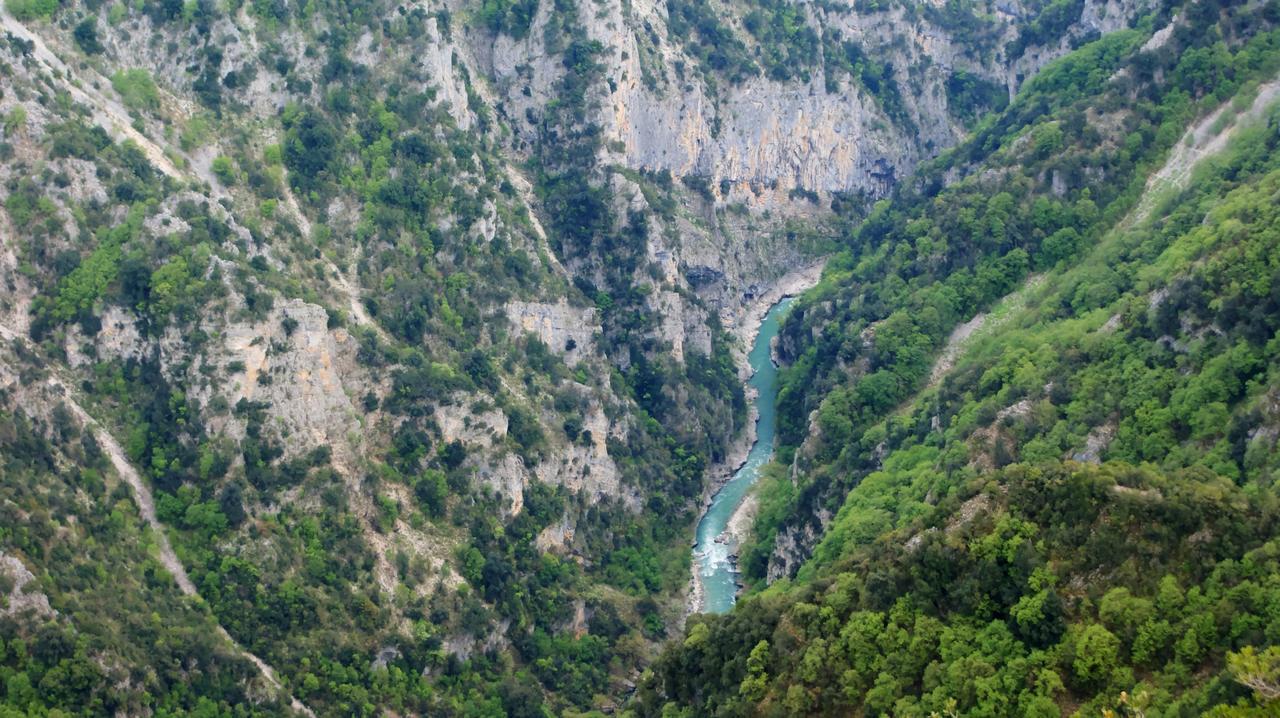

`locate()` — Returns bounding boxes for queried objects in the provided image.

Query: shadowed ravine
[694,296,796,613]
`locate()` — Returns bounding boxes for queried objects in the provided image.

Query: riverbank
[726,260,827,358]
[723,492,757,560]
[697,259,829,503]
[686,259,826,616]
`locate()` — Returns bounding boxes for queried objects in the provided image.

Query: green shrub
[179,115,211,150]
[210,156,235,184]
[3,107,26,134]
[73,17,103,54]
[6,0,59,20]
[111,69,160,111]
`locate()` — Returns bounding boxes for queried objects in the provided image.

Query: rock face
[534,398,635,507]
[0,553,55,619]
[216,300,365,452]
[476,0,1153,207]
[34,0,1150,426]
[505,301,600,366]
[610,71,903,203]
[459,0,1157,399]
[766,507,831,583]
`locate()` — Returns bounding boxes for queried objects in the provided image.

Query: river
[693,296,797,614]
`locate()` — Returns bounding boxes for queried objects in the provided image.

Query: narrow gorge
[693,295,795,614]
[4,0,1280,715]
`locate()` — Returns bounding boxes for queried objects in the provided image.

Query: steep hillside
[640,461,1280,716]
[636,0,1280,715]
[760,0,1280,580]
[0,336,310,714]
[0,11,706,709]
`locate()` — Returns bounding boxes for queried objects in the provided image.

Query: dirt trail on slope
[0,13,227,198]
[1125,73,1280,229]
[0,323,314,716]
[61,394,198,593]
[926,274,1045,389]
[0,8,183,180]
[58,390,315,716]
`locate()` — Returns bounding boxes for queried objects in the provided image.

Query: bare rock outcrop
[505,301,600,366]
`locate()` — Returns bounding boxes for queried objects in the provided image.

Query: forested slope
[0,340,298,714]
[636,0,1280,715]
[640,462,1280,716]
[757,0,1280,580]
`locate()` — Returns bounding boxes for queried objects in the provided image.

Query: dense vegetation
[758,0,1280,580]
[0,372,279,716]
[638,0,1280,714]
[639,462,1280,716]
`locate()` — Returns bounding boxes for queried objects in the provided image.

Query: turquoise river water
[694,296,796,613]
